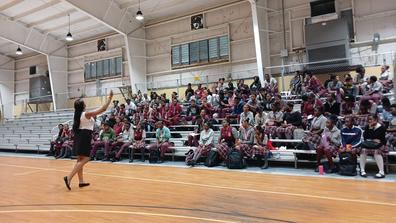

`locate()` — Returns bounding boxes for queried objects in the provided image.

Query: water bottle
[319,165,324,175]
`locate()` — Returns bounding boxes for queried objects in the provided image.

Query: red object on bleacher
[267,139,277,150]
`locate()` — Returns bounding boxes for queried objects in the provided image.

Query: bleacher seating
[0,110,74,152]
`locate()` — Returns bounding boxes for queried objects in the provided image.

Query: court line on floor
[0,203,293,223]
[0,209,236,223]
[1,163,396,208]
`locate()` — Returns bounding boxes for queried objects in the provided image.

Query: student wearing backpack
[185,122,214,166]
[216,119,239,161]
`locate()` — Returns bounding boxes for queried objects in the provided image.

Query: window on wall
[84,56,123,81]
[171,35,229,69]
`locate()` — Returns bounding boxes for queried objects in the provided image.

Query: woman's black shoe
[63,176,71,190]
[79,183,90,188]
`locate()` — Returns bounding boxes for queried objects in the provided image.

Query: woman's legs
[374,150,385,175]
[359,149,368,175]
[67,155,90,185]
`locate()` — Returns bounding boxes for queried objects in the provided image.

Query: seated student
[289,71,302,95]
[261,93,273,112]
[187,109,210,146]
[148,121,172,162]
[324,93,340,116]
[48,124,64,156]
[302,93,323,116]
[56,130,74,159]
[385,104,396,149]
[254,107,267,127]
[227,96,244,119]
[239,104,254,127]
[185,122,214,166]
[340,76,358,100]
[252,125,269,168]
[164,98,182,126]
[55,124,72,159]
[303,107,327,149]
[315,116,341,173]
[340,96,356,116]
[112,122,134,162]
[276,102,302,139]
[354,65,368,94]
[236,118,255,159]
[262,73,278,95]
[129,123,147,162]
[246,93,259,113]
[327,74,343,95]
[339,116,362,155]
[147,103,159,131]
[361,76,383,103]
[216,119,239,161]
[273,94,286,111]
[113,116,124,135]
[250,76,262,92]
[305,71,325,95]
[358,115,388,178]
[264,102,283,137]
[185,83,195,101]
[185,99,200,123]
[200,97,213,117]
[90,122,116,161]
[379,65,393,91]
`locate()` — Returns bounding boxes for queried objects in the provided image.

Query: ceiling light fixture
[136,0,144,21]
[16,46,23,55]
[65,14,73,41]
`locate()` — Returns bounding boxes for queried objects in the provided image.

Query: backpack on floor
[226,149,246,169]
[205,150,219,167]
[149,149,160,163]
[95,150,105,160]
[338,152,357,176]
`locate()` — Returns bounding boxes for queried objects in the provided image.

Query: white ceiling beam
[45,16,91,33]
[63,0,141,35]
[10,0,61,21]
[120,0,150,9]
[0,14,67,57]
[0,0,24,12]
[27,9,77,28]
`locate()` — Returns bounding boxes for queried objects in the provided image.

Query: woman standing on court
[64,90,113,190]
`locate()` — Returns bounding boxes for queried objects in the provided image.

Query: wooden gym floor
[0,156,395,223]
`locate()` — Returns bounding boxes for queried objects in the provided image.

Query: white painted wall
[67,34,130,98]
[14,54,48,104]
[0,55,15,119]
[267,0,396,68]
[145,1,257,88]
[9,0,396,102]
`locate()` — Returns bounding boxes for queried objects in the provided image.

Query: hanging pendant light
[135,0,144,20]
[65,14,73,41]
[16,45,23,55]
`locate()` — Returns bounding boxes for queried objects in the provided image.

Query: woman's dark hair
[73,99,85,132]
[381,97,391,108]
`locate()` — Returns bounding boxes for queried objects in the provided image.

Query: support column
[249,0,271,85]
[124,28,147,93]
[0,55,15,119]
[47,50,68,110]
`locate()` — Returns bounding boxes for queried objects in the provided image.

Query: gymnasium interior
[0,0,395,222]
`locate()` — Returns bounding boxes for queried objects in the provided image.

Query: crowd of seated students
[47,65,395,178]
